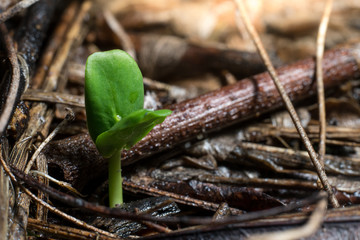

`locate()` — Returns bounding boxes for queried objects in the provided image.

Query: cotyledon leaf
[96,109,172,158]
[85,49,172,207]
[85,50,144,142]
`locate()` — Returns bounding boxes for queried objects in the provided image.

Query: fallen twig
[121,42,360,167]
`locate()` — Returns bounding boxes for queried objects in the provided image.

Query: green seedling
[85,50,172,207]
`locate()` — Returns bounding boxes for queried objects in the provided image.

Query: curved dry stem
[0,24,21,136]
[247,195,327,240]
[316,0,333,166]
[233,0,339,207]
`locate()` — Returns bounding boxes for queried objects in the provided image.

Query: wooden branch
[121,43,360,166]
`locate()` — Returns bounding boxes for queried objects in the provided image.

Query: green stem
[108,150,123,207]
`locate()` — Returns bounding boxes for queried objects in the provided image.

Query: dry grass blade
[247,197,327,240]
[316,0,333,166]
[0,24,20,136]
[22,90,85,107]
[233,0,339,208]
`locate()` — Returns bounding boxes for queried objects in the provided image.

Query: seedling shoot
[85,50,172,207]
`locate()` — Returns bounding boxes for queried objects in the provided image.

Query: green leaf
[85,50,144,141]
[96,109,172,158]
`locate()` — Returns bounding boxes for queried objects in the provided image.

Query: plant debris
[1,0,360,239]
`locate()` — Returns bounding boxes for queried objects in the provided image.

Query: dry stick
[31,1,79,89]
[316,0,333,167]
[11,167,326,226]
[22,90,85,107]
[198,175,318,190]
[123,180,244,215]
[247,198,327,240]
[31,170,85,197]
[27,218,119,240]
[103,8,137,61]
[0,146,119,239]
[249,124,360,141]
[15,0,60,76]
[34,154,49,221]
[133,208,172,234]
[25,110,74,173]
[118,44,360,166]
[23,80,186,107]
[43,1,92,91]
[0,24,20,136]
[0,0,39,23]
[233,0,339,208]
[239,141,360,178]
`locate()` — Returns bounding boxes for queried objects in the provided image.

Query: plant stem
[109,150,123,207]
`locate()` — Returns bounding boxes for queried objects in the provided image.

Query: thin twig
[42,1,92,91]
[0,144,119,239]
[103,8,137,61]
[22,90,85,107]
[233,0,339,208]
[247,196,327,240]
[10,168,327,226]
[316,0,333,166]
[124,180,243,215]
[25,109,75,173]
[134,208,172,233]
[0,24,21,136]
[31,170,86,197]
[27,218,119,240]
[31,1,79,89]
[0,0,39,23]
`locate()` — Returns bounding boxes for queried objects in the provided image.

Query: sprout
[85,50,171,207]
